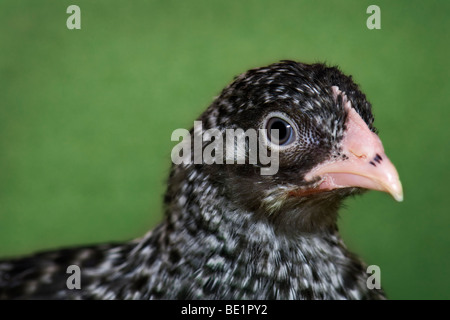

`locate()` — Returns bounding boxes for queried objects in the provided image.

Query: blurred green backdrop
[0,0,448,299]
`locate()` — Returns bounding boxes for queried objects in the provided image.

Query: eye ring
[266,116,296,146]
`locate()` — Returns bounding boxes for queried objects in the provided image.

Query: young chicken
[0,61,402,299]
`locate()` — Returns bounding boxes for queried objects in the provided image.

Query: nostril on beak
[349,149,367,159]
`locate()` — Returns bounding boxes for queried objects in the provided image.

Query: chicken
[0,60,402,299]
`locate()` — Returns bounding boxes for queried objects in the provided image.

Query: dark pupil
[268,118,291,145]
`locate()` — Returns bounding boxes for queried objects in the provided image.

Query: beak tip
[390,181,403,202]
[393,193,404,202]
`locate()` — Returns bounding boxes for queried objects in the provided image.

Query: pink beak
[304,87,403,202]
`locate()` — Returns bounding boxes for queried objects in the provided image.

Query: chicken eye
[266,117,295,146]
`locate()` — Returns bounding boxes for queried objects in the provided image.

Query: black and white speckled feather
[0,61,386,300]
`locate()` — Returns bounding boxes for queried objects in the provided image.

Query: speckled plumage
[0,61,386,300]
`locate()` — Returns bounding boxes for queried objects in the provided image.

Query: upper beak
[304,88,403,202]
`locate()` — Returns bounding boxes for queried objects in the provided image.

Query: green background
[0,0,448,299]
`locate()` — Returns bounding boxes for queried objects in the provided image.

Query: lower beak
[305,151,403,202]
